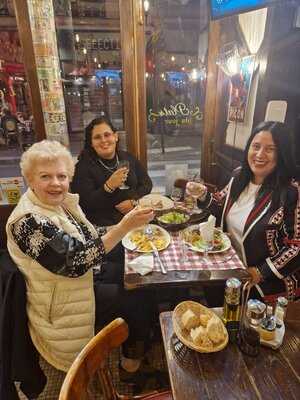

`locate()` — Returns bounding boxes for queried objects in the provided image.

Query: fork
[144,225,167,274]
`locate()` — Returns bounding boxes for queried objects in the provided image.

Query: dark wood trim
[201,20,221,184]
[119,0,147,167]
[13,0,46,141]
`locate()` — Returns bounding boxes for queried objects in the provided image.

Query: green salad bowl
[155,208,191,232]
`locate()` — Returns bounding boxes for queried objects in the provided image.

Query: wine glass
[170,187,182,208]
[185,173,206,214]
[118,160,130,189]
[199,222,214,263]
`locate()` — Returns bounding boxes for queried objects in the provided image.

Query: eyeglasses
[92,131,115,141]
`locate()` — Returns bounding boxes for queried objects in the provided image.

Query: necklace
[97,154,119,172]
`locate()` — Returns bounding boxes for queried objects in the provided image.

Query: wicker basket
[172,301,228,353]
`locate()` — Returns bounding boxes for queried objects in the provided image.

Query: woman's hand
[247,267,263,285]
[106,167,128,190]
[101,206,154,254]
[119,206,154,233]
[115,200,134,214]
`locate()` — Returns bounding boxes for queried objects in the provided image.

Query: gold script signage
[148,102,203,126]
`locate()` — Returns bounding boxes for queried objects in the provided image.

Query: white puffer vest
[6,189,98,372]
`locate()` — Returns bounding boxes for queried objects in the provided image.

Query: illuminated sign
[148,102,203,126]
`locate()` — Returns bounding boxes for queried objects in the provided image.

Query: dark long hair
[231,121,297,208]
[83,116,116,150]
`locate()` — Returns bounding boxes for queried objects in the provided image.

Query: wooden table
[159,302,300,400]
[124,268,249,290]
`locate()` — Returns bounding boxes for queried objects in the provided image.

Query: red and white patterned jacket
[199,178,300,301]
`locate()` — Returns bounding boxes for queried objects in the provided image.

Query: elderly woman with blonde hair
[6,140,154,381]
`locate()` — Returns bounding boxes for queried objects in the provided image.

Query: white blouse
[226,182,261,260]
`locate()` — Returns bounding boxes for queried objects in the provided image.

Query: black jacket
[71,149,152,226]
[199,178,300,300]
[0,251,46,399]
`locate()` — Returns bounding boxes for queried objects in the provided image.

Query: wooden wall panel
[119,0,147,167]
[201,20,221,184]
[13,0,46,141]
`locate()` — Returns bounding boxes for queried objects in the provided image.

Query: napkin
[199,214,216,243]
[128,254,154,275]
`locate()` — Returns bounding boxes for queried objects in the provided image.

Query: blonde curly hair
[20,140,75,183]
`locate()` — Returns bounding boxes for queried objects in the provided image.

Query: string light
[171,55,175,62]
[83,48,87,55]
[144,0,150,12]
[94,57,97,63]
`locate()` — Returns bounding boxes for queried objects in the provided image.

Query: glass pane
[54,0,125,153]
[145,0,208,193]
[0,0,36,202]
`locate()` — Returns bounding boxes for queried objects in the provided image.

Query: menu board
[0,177,26,205]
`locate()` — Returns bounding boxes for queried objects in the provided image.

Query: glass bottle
[274,296,288,327]
[223,278,241,324]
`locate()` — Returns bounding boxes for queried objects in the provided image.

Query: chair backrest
[59,318,129,400]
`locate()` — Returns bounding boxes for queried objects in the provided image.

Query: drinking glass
[118,160,130,189]
[170,187,182,208]
[199,223,214,263]
[185,173,206,214]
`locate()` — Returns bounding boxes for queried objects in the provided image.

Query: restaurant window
[0,0,35,162]
[144,0,209,192]
[54,0,126,153]
[0,0,36,203]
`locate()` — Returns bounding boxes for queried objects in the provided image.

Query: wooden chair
[59,318,173,400]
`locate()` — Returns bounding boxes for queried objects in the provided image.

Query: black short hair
[84,116,116,150]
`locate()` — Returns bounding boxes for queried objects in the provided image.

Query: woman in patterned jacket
[189,121,300,303]
[6,140,154,380]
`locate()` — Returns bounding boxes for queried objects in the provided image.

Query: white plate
[183,225,231,254]
[122,224,171,253]
[139,194,174,211]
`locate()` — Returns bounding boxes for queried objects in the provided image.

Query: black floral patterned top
[11,213,107,278]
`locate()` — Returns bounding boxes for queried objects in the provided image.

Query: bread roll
[206,316,225,344]
[181,309,200,330]
[190,325,206,345]
[199,313,211,327]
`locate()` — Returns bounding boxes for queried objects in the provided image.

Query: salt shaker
[274,296,288,327]
[246,299,266,329]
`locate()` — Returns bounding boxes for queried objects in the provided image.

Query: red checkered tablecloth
[125,231,245,274]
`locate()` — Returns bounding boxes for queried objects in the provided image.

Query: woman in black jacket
[189,121,300,303]
[71,116,152,226]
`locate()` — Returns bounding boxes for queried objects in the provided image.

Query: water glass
[118,160,129,189]
[170,187,182,208]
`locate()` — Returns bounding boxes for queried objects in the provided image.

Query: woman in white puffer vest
[6,140,154,377]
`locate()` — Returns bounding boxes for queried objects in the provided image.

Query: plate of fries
[122,224,171,252]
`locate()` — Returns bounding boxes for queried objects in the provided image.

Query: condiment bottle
[274,296,288,327]
[223,278,241,324]
[246,299,266,329]
[260,305,276,341]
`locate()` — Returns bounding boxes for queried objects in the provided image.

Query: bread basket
[172,301,228,353]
